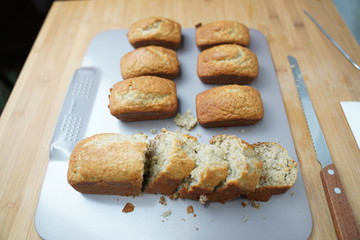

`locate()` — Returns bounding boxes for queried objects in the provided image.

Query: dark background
[0,0,52,114]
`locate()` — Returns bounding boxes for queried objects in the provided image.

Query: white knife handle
[320,164,360,240]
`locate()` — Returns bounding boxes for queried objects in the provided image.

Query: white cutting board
[35,28,312,240]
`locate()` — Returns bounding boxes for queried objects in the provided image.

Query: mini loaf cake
[177,144,228,201]
[144,130,198,195]
[246,142,298,201]
[108,76,178,121]
[128,17,182,49]
[206,135,263,203]
[196,20,250,50]
[67,133,149,196]
[195,85,264,128]
[120,46,179,80]
[197,44,258,84]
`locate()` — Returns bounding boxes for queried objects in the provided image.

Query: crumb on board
[210,219,214,222]
[174,110,197,130]
[169,191,179,200]
[194,214,197,217]
[241,201,247,208]
[290,192,295,196]
[159,196,167,206]
[187,205,194,214]
[122,202,135,213]
[196,227,199,231]
[240,129,246,134]
[242,216,249,223]
[250,200,261,209]
[162,210,172,217]
[180,218,186,222]
[195,22,202,28]
[199,195,208,204]
[197,133,202,138]
[262,217,267,220]
[150,129,157,134]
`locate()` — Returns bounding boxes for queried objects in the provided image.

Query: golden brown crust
[195,85,264,128]
[128,17,182,49]
[108,76,178,121]
[246,186,290,202]
[196,20,250,50]
[67,133,149,196]
[121,46,179,80]
[197,44,258,84]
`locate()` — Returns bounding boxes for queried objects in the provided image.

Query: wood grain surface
[0,0,359,239]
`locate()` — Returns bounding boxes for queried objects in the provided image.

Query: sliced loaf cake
[246,142,298,201]
[144,130,198,195]
[206,135,263,203]
[177,144,228,201]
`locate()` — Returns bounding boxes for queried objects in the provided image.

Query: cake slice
[206,135,262,203]
[246,142,298,201]
[144,130,198,195]
[67,133,149,196]
[177,144,228,201]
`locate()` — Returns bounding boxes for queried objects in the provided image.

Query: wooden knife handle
[320,163,360,240]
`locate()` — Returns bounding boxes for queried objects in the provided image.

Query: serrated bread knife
[288,56,360,240]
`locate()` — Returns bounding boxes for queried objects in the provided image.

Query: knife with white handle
[288,56,360,240]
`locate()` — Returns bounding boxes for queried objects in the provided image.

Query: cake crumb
[199,195,208,204]
[180,218,186,222]
[162,210,172,217]
[241,201,247,207]
[242,216,249,223]
[262,217,267,220]
[240,129,246,134]
[174,110,197,130]
[194,214,197,217]
[196,227,199,231]
[250,200,261,209]
[159,196,167,206]
[197,133,202,138]
[210,219,214,222]
[150,129,157,134]
[187,205,194,214]
[290,192,295,196]
[122,202,135,213]
[169,191,179,200]
[195,22,202,28]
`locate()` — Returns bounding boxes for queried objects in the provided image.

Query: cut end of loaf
[144,130,198,195]
[246,142,298,201]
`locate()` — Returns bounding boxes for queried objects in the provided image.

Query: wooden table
[0,0,359,239]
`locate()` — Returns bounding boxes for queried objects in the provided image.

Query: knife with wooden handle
[288,56,360,240]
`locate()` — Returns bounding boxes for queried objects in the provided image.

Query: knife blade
[288,56,360,240]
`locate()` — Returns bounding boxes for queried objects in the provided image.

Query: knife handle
[320,164,360,240]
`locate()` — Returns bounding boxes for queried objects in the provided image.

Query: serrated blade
[288,56,332,167]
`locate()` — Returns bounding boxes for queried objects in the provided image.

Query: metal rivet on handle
[327,169,335,175]
[334,188,341,194]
